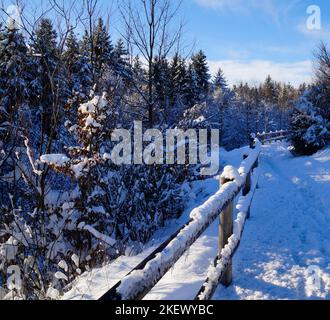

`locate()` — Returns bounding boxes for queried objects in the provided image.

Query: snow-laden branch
[24,137,43,176]
[40,154,70,167]
[78,222,116,247]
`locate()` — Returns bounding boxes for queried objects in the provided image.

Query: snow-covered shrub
[113,163,185,241]
[291,94,329,155]
[39,92,188,295]
[40,93,118,267]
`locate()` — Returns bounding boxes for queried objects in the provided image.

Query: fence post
[219,176,234,287]
[242,155,252,219]
[249,135,255,149]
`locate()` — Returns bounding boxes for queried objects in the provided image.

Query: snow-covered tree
[169,54,187,103]
[63,29,93,95]
[153,56,171,123]
[211,69,234,144]
[92,18,113,82]
[112,38,132,80]
[213,68,228,91]
[291,94,329,155]
[190,50,211,102]
[184,63,198,107]
[41,92,186,270]
[30,18,69,139]
[313,42,330,121]
[0,25,32,224]
[80,18,113,86]
[0,26,29,115]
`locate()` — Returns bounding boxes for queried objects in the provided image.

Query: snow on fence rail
[195,169,260,300]
[257,130,291,145]
[99,131,288,301]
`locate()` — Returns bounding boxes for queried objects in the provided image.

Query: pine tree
[31,18,61,138]
[64,29,80,76]
[213,68,228,91]
[185,63,199,107]
[64,29,92,94]
[153,56,171,123]
[113,38,131,80]
[211,68,233,144]
[291,94,328,155]
[169,53,187,112]
[0,25,31,209]
[132,55,145,80]
[0,26,29,125]
[190,50,210,101]
[92,18,113,81]
[262,75,277,105]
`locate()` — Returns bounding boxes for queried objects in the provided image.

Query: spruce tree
[153,56,171,123]
[212,68,233,144]
[263,75,277,105]
[31,18,60,138]
[113,38,131,80]
[190,50,210,101]
[0,26,29,124]
[213,68,228,91]
[212,68,233,106]
[291,94,328,155]
[0,25,31,207]
[80,19,113,85]
[64,29,92,94]
[81,29,92,58]
[64,29,80,78]
[92,18,113,81]
[185,63,199,107]
[169,53,187,110]
[132,55,144,80]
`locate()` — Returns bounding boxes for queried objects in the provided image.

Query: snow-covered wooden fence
[195,160,259,300]
[257,130,291,145]
[99,132,289,301]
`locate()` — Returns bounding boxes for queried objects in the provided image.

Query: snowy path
[214,143,330,300]
[63,142,330,300]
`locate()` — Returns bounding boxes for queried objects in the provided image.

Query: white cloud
[195,0,242,10]
[195,0,289,23]
[208,59,312,86]
[296,22,330,39]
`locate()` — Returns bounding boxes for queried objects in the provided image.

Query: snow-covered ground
[63,142,330,300]
[215,142,330,300]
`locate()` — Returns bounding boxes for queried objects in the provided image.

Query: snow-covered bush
[291,94,329,155]
[40,92,118,266]
[39,92,188,295]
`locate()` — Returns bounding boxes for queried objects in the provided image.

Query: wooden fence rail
[195,162,259,300]
[257,130,291,145]
[99,131,290,301]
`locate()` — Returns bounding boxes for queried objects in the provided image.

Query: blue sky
[2,0,329,86]
[179,0,330,85]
